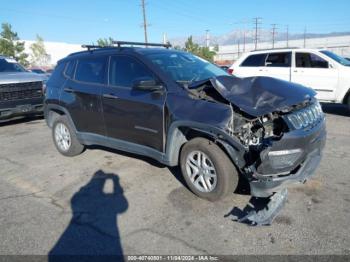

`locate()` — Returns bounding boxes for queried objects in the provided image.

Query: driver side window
[109,56,155,88]
[296,52,329,68]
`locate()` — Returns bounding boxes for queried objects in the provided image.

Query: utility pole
[271,24,278,49]
[286,25,289,47]
[243,30,246,52]
[205,29,210,47]
[162,33,168,45]
[253,17,262,50]
[237,39,240,57]
[303,27,307,48]
[141,0,148,44]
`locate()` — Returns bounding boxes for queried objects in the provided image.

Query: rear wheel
[347,95,350,112]
[52,115,84,157]
[180,138,239,201]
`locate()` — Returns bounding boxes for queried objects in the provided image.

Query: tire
[52,115,84,157]
[180,137,239,201]
[347,95,350,112]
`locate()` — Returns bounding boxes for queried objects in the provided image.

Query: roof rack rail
[81,44,115,51]
[112,41,172,49]
[81,41,172,52]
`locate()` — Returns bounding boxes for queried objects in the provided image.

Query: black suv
[44,41,326,201]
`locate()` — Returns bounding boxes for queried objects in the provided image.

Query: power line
[253,17,262,50]
[271,24,278,48]
[141,0,148,44]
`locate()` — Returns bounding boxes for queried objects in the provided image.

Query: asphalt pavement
[0,104,349,256]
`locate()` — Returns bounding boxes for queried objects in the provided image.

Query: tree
[0,23,29,66]
[184,36,199,54]
[29,35,50,67]
[183,36,216,62]
[96,37,114,47]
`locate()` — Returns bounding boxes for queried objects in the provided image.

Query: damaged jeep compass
[44,41,326,201]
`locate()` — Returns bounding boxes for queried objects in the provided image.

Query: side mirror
[133,77,163,91]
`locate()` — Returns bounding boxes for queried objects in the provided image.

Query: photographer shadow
[49,170,128,261]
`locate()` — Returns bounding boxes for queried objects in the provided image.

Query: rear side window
[109,56,154,88]
[75,57,107,84]
[240,54,267,67]
[296,53,329,68]
[266,52,291,67]
[65,60,76,78]
[47,62,66,87]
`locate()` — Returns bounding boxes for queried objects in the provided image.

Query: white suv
[229,48,350,108]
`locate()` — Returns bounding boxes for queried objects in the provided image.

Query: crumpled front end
[227,100,326,197]
[186,75,326,197]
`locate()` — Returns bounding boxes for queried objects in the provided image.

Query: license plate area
[16,104,33,112]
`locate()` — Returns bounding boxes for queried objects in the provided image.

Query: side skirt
[76,132,170,165]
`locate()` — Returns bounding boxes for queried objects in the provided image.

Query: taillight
[227,68,234,75]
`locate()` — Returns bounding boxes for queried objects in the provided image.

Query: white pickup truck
[229,48,350,109]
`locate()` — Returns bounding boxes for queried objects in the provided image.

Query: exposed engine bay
[185,77,293,148]
[183,75,324,182]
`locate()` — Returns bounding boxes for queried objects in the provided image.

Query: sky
[1,0,350,44]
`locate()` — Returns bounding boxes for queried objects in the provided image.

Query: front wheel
[52,115,84,157]
[180,138,239,201]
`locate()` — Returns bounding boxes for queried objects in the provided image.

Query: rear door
[101,55,166,152]
[291,52,338,101]
[60,56,107,135]
[261,52,291,81]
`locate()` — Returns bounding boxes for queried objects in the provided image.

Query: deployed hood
[190,76,316,117]
[0,72,46,85]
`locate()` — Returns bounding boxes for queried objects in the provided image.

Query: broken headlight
[268,149,303,169]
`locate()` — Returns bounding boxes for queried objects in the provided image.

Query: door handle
[103,94,119,99]
[64,87,75,93]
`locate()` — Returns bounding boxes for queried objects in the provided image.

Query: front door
[291,52,338,101]
[101,55,165,152]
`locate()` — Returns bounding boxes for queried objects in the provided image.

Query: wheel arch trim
[164,121,247,168]
[45,104,77,133]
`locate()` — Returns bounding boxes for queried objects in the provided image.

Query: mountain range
[170,30,350,47]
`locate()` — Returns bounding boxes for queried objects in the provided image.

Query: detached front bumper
[0,98,43,120]
[248,120,326,197]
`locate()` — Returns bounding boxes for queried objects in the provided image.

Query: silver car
[0,55,46,121]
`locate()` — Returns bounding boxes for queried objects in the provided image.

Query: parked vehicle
[229,48,350,109]
[30,68,46,74]
[44,42,326,201]
[45,68,54,74]
[29,68,50,81]
[0,56,46,121]
[219,65,229,71]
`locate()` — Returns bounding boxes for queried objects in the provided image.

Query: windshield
[320,50,350,66]
[146,51,228,86]
[0,58,26,72]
